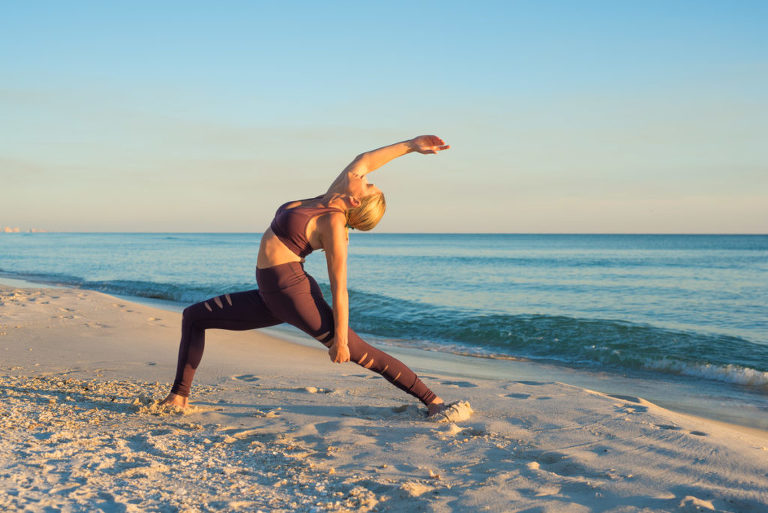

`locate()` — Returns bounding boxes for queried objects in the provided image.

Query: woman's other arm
[322,212,351,363]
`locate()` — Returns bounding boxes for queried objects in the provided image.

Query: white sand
[1,284,767,512]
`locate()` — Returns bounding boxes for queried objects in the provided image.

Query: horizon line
[2,231,767,236]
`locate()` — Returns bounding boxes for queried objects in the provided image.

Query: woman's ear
[345,195,362,209]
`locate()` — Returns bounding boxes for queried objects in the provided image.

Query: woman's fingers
[429,136,447,147]
[415,135,450,154]
[329,344,351,363]
[428,144,450,154]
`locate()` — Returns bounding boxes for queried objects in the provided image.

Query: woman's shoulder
[315,210,347,243]
[276,195,324,212]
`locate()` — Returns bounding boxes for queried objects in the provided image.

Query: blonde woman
[161,136,451,416]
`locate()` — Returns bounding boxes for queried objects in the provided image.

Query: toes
[427,403,448,418]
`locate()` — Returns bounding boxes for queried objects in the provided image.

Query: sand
[1,284,767,512]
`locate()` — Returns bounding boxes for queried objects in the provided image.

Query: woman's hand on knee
[328,341,350,363]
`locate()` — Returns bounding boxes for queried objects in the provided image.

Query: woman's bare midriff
[256,228,304,269]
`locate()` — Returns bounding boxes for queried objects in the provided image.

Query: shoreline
[2,274,767,433]
[2,282,768,512]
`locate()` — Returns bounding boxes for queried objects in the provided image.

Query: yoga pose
[160,135,451,416]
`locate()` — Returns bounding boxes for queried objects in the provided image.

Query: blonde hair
[346,192,386,231]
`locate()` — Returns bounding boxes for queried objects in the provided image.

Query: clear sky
[1,1,766,233]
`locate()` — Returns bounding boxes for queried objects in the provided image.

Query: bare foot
[160,392,189,408]
[427,397,446,417]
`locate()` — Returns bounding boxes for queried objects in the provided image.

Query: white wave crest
[644,359,768,387]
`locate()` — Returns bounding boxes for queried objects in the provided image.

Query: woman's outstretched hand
[328,341,351,363]
[410,135,450,154]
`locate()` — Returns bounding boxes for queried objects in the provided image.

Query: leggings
[171,261,437,406]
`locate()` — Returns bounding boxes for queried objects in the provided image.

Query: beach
[2,283,767,513]
[4,0,767,510]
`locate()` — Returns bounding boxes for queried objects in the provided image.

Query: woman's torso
[256,196,344,269]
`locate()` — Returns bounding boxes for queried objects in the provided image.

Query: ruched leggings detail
[171,262,437,405]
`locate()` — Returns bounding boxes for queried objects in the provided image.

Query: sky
[1,1,766,233]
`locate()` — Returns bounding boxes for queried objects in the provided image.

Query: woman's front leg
[166,289,282,403]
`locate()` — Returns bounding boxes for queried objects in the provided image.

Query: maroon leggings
[171,261,437,405]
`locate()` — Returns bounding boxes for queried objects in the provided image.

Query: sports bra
[270,195,345,258]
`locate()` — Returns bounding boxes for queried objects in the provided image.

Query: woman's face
[348,173,381,200]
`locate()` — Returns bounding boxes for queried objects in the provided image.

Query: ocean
[2,233,767,427]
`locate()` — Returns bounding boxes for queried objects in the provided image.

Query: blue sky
[1,1,766,232]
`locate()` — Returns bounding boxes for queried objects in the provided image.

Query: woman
[160,135,451,417]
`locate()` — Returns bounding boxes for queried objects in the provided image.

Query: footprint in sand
[513,380,553,386]
[504,393,531,399]
[344,405,389,420]
[391,404,422,417]
[440,380,478,388]
[614,403,649,414]
[231,374,260,382]
[658,427,708,437]
[84,322,110,328]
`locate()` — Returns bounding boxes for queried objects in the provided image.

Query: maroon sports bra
[270,195,345,258]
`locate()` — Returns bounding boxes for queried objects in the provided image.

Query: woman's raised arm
[328,136,450,190]
[349,135,450,177]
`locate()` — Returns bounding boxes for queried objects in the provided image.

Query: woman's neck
[323,193,349,212]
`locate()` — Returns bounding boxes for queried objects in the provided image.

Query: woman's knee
[184,296,222,319]
[182,304,200,319]
[182,302,207,327]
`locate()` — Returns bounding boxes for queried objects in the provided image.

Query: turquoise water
[2,233,767,425]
